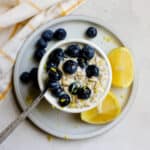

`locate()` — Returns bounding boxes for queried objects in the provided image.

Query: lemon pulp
[81,92,121,124]
[108,47,134,88]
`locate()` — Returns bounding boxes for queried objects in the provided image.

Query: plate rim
[13,15,138,140]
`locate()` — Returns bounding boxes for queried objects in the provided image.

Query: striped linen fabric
[0,0,86,100]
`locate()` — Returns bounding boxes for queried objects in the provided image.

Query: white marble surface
[0,0,150,149]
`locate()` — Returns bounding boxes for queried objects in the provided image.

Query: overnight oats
[39,41,111,110]
[19,26,112,113]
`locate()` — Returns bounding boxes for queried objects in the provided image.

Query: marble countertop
[0,0,150,149]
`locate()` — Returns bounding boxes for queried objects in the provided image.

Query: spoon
[0,87,48,144]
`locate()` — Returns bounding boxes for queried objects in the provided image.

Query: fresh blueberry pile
[20,28,67,84]
[20,26,99,107]
[34,28,67,62]
[20,67,38,86]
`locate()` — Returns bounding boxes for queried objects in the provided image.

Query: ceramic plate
[13,16,137,140]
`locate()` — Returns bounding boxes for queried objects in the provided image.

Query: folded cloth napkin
[0,0,63,28]
[0,0,86,100]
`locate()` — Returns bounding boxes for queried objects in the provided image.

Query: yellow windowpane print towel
[0,0,86,100]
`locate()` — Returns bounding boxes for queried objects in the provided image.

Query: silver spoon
[0,87,48,144]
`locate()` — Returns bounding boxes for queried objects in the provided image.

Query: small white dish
[38,39,112,113]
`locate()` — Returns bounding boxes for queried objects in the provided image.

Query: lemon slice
[108,47,134,88]
[81,92,121,124]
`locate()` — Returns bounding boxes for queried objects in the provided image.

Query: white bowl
[38,39,112,113]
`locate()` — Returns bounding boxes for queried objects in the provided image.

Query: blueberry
[36,38,47,49]
[46,61,58,71]
[86,65,99,78]
[48,67,62,81]
[48,80,60,90]
[30,68,38,86]
[54,28,67,40]
[30,68,38,79]
[20,72,30,83]
[51,87,64,97]
[77,58,88,69]
[63,60,78,74]
[69,82,80,95]
[58,94,71,107]
[42,29,53,41]
[77,86,91,99]
[34,48,46,61]
[86,27,97,38]
[65,44,81,57]
[48,48,64,65]
[80,45,95,60]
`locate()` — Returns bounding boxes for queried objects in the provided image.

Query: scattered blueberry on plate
[20,68,39,86]
[30,68,38,80]
[42,29,53,41]
[36,38,48,49]
[20,72,30,83]
[34,48,46,61]
[30,67,38,86]
[54,28,67,40]
[86,27,97,38]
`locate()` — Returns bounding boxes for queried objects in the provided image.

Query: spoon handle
[0,88,47,144]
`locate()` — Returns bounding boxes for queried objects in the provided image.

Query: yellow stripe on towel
[0,49,15,63]
[9,20,29,39]
[9,24,20,39]
[0,82,12,100]
[27,0,42,12]
[27,23,35,31]
[16,0,21,5]
[57,3,67,16]
[63,0,85,16]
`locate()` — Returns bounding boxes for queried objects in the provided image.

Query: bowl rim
[38,38,112,113]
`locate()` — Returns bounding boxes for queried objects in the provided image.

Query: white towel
[0,0,86,100]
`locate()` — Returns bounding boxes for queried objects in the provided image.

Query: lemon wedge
[81,92,121,124]
[108,47,134,88]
